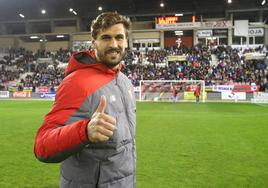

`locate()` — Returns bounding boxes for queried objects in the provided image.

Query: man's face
[93,23,128,68]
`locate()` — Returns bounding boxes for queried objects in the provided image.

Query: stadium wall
[132,31,160,39]
[54,26,77,33]
[136,91,258,103]
[0,22,267,53]
[73,33,91,41]
[18,40,41,53]
[132,21,154,30]
[164,36,193,48]
[0,37,15,48]
[0,91,260,103]
[45,41,69,51]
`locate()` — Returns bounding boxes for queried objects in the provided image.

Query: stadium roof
[0,0,267,22]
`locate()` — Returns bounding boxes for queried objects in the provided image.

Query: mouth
[105,49,121,56]
[107,51,119,56]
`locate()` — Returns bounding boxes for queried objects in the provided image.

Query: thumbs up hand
[87,95,117,143]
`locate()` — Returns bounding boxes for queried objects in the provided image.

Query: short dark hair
[90,12,131,40]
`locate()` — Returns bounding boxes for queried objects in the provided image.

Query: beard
[95,47,125,68]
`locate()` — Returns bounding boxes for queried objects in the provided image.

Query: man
[34,12,136,188]
[194,84,201,103]
[172,87,178,103]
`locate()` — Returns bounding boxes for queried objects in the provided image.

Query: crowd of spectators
[122,45,268,91]
[1,45,268,92]
[0,48,70,91]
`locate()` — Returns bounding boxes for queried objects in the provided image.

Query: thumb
[96,95,107,113]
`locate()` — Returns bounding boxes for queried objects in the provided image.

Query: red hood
[65,50,121,77]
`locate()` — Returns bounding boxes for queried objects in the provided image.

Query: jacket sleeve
[34,75,90,163]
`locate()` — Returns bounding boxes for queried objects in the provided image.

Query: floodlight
[30,36,39,39]
[56,35,64,38]
[19,13,25,18]
[72,10,77,15]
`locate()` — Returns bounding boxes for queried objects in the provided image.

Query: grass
[0,100,268,187]
[0,100,59,188]
[136,102,268,188]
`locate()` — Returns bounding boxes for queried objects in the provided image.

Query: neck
[112,64,120,70]
[95,53,120,70]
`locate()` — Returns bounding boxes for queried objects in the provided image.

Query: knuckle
[98,113,104,118]
[95,126,102,132]
[91,112,98,119]
[98,118,105,125]
[91,120,96,125]
[108,124,114,130]
[112,117,116,124]
[95,132,102,139]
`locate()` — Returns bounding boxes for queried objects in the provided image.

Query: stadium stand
[1,45,267,100]
[0,0,268,102]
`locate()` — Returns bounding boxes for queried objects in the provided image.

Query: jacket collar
[65,50,121,77]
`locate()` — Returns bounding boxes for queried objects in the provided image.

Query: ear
[125,39,128,48]
[91,40,96,49]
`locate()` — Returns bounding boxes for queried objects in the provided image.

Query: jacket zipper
[115,68,119,85]
[114,69,136,186]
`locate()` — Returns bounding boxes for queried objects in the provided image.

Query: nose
[108,38,118,48]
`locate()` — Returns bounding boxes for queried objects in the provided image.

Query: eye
[101,35,111,41]
[115,35,124,41]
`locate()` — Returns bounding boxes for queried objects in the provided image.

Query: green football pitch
[0,100,268,188]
